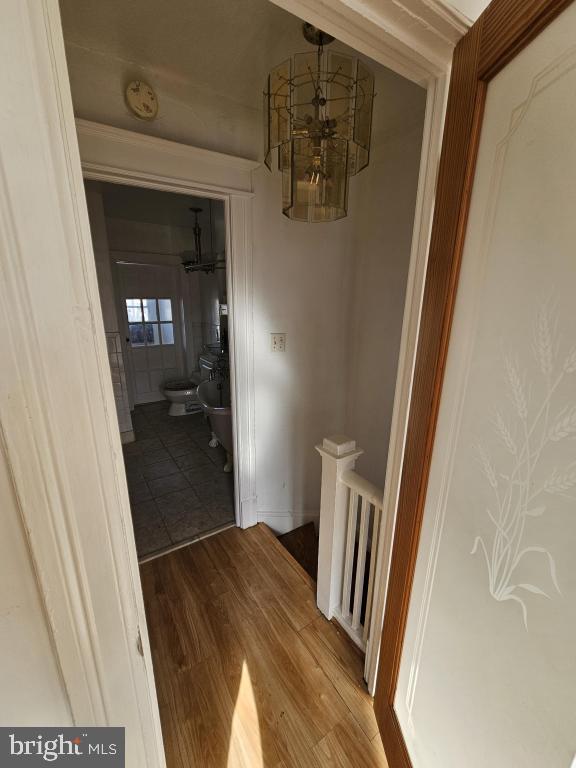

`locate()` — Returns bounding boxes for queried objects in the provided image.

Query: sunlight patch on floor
[227,660,264,768]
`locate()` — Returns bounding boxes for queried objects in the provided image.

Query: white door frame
[78,119,260,533]
[0,0,467,765]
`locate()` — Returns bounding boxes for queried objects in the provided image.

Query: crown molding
[271,0,471,81]
[76,119,259,197]
[76,119,260,173]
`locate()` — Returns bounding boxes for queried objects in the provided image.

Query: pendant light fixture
[264,23,374,223]
[182,203,226,274]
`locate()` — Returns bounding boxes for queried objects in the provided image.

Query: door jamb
[79,120,260,531]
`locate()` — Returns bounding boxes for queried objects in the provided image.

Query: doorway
[85,180,236,559]
[0,0,453,762]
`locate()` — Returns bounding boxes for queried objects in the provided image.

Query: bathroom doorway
[85,180,236,560]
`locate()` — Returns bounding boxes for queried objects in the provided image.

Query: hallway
[140,524,388,767]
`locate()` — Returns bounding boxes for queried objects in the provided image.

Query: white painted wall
[346,69,426,489]
[252,167,352,529]
[0,442,72,725]
[64,9,426,533]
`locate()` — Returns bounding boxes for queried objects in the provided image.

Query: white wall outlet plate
[271,332,286,352]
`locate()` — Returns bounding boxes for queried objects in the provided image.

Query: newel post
[316,435,363,620]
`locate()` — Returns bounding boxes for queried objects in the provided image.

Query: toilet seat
[164,378,197,392]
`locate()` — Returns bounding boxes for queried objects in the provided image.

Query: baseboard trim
[257,510,319,535]
[120,429,135,444]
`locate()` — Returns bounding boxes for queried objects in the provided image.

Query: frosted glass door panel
[395,6,576,768]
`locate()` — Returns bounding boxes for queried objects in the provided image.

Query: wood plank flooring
[140,523,388,768]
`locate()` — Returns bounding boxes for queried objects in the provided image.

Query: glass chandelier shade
[264,34,374,223]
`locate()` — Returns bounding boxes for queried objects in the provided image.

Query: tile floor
[122,401,235,559]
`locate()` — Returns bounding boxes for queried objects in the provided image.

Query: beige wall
[0,443,72,725]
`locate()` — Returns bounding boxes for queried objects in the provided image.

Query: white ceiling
[59,0,426,159]
[444,0,491,22]
[60,0,318,113]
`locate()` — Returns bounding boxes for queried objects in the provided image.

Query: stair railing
[316,435,385,679]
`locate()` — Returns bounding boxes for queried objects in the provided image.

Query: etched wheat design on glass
[471,302,574,629]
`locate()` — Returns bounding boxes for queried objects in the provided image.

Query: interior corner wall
[0,442,72,724]
[345,73,427,490]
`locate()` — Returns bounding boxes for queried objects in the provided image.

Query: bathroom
[85,180,235,558]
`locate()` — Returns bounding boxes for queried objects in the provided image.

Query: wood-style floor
[140,523,389,768]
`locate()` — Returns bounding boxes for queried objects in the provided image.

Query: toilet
[163,374,202,416]
[163,353,217,416]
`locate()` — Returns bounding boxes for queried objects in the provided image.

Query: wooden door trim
[374,1,575,765]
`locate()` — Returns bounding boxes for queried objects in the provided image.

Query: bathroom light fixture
[182,203,226,274]
[264,23,374,223]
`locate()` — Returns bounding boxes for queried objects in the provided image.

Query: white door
[377,1,576,767]
[117,264,183,404]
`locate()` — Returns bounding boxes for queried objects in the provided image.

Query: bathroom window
[125,298,174,347]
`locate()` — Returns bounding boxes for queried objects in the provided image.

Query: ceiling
[97,182,223,229]
[60,0,426,160]
[60,0,316,113]
[444,0,490,21]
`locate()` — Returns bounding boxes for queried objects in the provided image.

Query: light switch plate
[271,332,286,352]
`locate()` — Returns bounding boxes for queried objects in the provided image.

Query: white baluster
[341,489,358,621]
[352,497,370,631]
[316,436,363,620]
[363,505,381,643]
